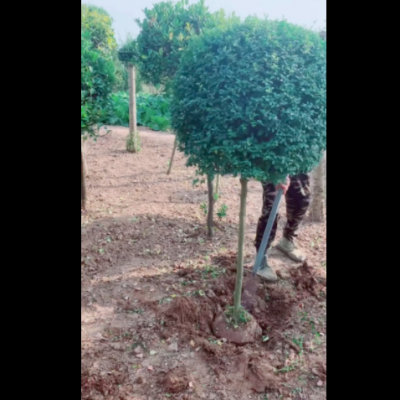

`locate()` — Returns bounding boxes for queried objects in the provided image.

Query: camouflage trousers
[255,173,311,254]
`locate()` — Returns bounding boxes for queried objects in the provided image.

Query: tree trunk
[310,154,325,222]
[233,178,248,321]
[167,136,177,175]
[127,63,140,152]
[81,145,86,209]
[81,137,88,177]
[215,174,220,196]
[207,174,214,238]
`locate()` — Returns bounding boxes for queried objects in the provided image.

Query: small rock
[317,380,323,386]
[133,346,142,354]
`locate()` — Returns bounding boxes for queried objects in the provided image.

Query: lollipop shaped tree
[171,17,326,325]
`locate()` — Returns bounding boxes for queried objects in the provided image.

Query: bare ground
[81,126,326,400]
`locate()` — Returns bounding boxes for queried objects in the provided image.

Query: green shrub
[101,91,171,131]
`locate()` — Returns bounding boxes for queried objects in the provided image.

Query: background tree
[120,0,238,233]
[81,5,116,208]
[127,0,237,90]
[171,17,326,321]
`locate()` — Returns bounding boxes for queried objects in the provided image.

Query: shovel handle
[252,186,284,276]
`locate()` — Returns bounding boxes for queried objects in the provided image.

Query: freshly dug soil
[212,312,262,344]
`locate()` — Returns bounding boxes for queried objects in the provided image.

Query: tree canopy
[81,5,116,136]
[171,17,326,183]
[121,0,238,88]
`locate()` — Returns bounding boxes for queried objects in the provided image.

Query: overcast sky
[83,0,326,44]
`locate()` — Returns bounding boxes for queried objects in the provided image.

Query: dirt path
[81,126,326,400]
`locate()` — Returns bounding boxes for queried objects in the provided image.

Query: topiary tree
[171,17,326,322]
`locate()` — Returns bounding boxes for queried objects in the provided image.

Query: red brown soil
[81,126,326,400]
[212,312,262,345]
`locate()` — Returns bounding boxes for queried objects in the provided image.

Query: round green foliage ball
[171,18,326,183]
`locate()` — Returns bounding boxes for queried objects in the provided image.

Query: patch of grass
[201,265,225,279]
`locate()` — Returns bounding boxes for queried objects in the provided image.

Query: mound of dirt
[161,366,191,393]
[247,356,279,393]
[165,297,199,324]
[212,312,262,345]
[290,261,320,297]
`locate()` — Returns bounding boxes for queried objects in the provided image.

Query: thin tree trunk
[215,174,220,196]
[233,178,248,321]
[127,63,140,152]
[167,136,177,175]
[81,145,86,209]
[310,155,325,222]
[207,174,214,238]
[81,137,88,177]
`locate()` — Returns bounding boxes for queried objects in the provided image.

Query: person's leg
[276,173,311,262]
[254,182,279,281]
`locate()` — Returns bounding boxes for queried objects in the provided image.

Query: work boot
[276,237,306,262]
[256,255,277,282]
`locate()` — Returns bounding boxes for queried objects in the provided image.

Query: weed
[275,364,297,373]
[201,265,225,279]
[200,202,208,215]
[292,336,304,354]
[216,203,228,220]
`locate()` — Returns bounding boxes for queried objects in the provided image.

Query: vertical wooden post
[127,63,140,152]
